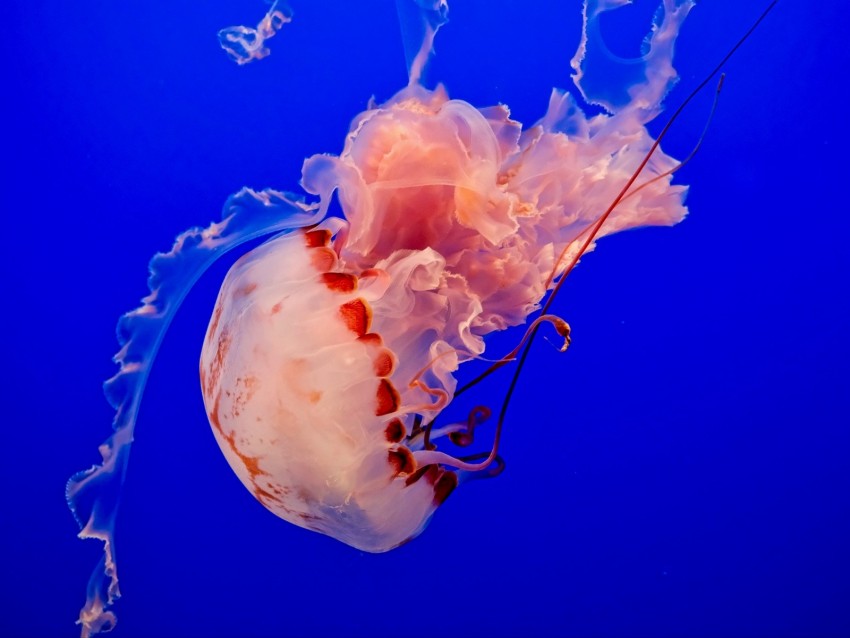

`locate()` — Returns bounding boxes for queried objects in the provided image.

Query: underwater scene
[4,1,849,636]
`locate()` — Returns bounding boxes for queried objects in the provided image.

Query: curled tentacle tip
[449,432,474,447]
[546,316,572,352]
[555,319,572,352]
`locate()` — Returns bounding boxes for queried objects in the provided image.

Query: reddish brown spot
[433,471,458,505]
[253,483,290,511]
[358,332,383,346]
[241,455,263,478]
[208,390,268,489]
[231,375,259,418]
[304,228,331,247]
[388,447,416,476]
[359,268,382,279]
[372,349,395,377]
[209,392,223,435]
[271,301,283,315]
[253,484,281,506]
[310,247,336,272]
[234,282,257,298]
[322,272,357,293]
[270,483,291,497]
[215,415,267,482]
[339,298,371,336]
[375,379,400,416]
[405,464,439,487]
[208,303,224,339]
[384,418,405,443]
[204,329,232,399]
[308,390,322,404]
[403,463,456,504]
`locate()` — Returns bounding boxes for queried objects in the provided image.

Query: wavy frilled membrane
[69,0,696,635]
[66,190,323,637]
[218,0,292,65]
[571,0,695,118]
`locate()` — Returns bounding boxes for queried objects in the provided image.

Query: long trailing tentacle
[483,1,779,475]
[66,188,324,637]
[396,0,449,86]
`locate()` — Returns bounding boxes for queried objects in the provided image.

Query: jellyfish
[66,0,774,635]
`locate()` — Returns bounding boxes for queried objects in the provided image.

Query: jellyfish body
[200,223,457,552]
[69,0,697,634]
[201,43,690,550]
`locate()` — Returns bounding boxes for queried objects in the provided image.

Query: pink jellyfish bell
[199,221,459,552]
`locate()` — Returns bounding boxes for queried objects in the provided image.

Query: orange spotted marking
[204,329,232,398]
[322,272,357,293]
[388,447,416,476]
[375,378,400,416]
[208,303,224,340]
[254,485,282,507]
[304,228,332,247]
[402,463,457,505]
[405,464,439,487]
[339,298,371,336]
[372,349,395,377]
[208,391,268,486]
[384,418,405,443]
[433,471,458,505]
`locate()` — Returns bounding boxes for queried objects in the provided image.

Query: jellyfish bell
[67,0,777,635]
[200,221,459,552]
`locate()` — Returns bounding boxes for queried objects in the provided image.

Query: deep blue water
[4,1,849,637]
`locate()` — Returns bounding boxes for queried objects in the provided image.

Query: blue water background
[4,1,849,636]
